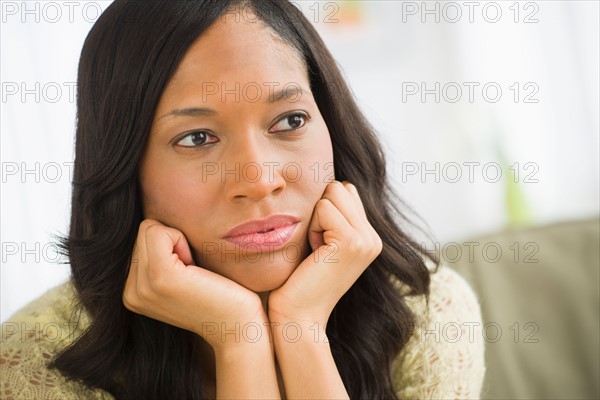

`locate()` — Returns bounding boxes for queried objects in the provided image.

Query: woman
[0,1,485,399]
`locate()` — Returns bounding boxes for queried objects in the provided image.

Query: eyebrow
[157,85,307,120]
[269,85,304,103]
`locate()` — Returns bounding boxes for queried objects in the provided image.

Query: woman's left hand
[267,180,383,328]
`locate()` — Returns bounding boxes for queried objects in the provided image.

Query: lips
[223,214,299,249]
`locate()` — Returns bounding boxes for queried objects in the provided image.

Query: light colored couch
[449,217,599,399]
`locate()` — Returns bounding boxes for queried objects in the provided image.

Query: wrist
[195,309,272,353]
[267,296,329,326]
[212,330,274,361]
[268,318,330,349]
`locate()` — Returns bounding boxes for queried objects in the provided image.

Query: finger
[134,219,165,286]
[341,181,368,218]
[308,198,353,251]
[142,219,194,266]
[307,204,325,251]
[136,219,162,266]
[144,224,188,271]
[322,181,367,229]
[124,221,156,309]
[132,220,161,286]
[170,229,195,266]
[123,245,140,309]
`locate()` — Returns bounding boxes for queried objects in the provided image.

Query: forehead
[163,15,307,95]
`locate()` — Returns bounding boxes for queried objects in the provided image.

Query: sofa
[449,217,599,399]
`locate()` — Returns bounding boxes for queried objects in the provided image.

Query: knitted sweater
[0,266,485,399]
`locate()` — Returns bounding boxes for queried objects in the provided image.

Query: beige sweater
[0,266,485,399]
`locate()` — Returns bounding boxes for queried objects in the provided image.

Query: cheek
[293,123,334,192]
[139,161,216,225]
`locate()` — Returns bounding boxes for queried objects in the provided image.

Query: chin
[228,261,297,293]
[194,253,299,293]
[238,277,288,293]
[192,242,308,293]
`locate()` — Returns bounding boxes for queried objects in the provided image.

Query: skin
[123,12,382,399]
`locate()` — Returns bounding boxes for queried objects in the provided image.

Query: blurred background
[1,1,599,398]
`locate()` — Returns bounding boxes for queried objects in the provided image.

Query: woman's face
[139,15,334,293]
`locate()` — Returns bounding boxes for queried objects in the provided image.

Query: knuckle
[369,240,383,260]
[137,283,154,302]
[324,181,340,194]
[148,275,169,294]
[146,265,173,295]
[316,198,332,212]
[144,222,164,238]
[139,219,156,232]
[345,230,382,260]
[372,232,383,252]
[345,233,364,254]
[122,290,138,311]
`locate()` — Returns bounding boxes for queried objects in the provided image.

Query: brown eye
[176,131,216,147]
[270,112,309,133]
[286,114,304,129]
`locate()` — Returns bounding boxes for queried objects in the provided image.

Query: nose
[223,137,287,203]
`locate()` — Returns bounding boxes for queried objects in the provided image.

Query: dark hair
[51,1,437,398]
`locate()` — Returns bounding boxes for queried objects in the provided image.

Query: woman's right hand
[122,219,266,351]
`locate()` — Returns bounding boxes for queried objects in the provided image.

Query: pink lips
[223,215,299,249]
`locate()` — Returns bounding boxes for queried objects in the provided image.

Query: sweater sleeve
[392,266,486,399]
[0,282,113,400]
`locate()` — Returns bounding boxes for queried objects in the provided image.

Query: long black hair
[51,1,437,398]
